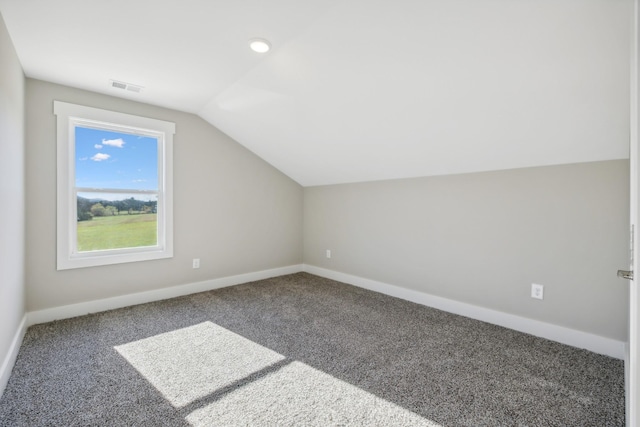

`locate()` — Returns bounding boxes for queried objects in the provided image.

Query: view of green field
[77,214,157,252]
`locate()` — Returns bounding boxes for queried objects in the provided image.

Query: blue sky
[75,126,158,194]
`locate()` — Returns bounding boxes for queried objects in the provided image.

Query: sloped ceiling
[0,0,631,186]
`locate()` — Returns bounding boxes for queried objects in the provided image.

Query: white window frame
[55,101,175,270]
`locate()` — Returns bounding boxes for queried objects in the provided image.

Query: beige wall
[25,79,303,311]
[304,160,630,341]
[0,12,25,388]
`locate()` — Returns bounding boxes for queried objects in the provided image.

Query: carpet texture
[0,273,625,426]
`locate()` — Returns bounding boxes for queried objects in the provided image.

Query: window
[55,101,174,270]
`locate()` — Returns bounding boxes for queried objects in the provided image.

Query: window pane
[76,192,158,252]
[75,126,158,191]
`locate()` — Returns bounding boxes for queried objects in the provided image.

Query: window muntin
[55,101,174,270]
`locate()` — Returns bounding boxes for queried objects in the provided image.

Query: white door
[627,1,639,425]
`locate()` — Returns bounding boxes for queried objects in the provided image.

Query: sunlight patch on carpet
[116,321,440,426]
[185,361,441,426]
[114,321,285,408]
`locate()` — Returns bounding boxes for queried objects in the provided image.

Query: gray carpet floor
[0,273,625,426]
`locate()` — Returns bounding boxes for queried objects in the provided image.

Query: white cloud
[94,144,103,149]
[102,138,125,148]
[132,179,147,183]
[79,157,88,161]
[91,153,111,162]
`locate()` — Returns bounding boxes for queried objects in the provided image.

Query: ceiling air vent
[110,80,144,93]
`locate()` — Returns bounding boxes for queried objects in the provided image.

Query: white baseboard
[0,314,27,399]
[303,264,625,359]
[27,264,304,327]
[22,263,624,360]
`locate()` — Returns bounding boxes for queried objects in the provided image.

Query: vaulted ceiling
[0,0,631,186]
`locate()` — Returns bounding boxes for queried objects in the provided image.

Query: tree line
[77,196,157,221]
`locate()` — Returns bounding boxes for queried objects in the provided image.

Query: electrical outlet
[192,258,200,269]
[326,249,331,259]
[531,283,544,300]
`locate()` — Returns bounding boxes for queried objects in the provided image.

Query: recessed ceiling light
[249,38,271,53]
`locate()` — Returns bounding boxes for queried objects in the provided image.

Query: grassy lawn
[77,214,157,252]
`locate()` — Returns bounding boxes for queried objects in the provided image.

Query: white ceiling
[0,0,631,186]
